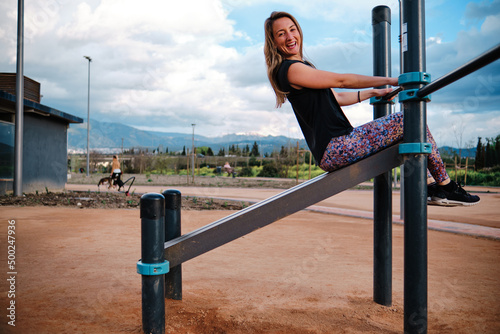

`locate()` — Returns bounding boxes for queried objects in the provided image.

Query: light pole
[191,124,195,183]
[14,0,24,196]
[84,56,92,177]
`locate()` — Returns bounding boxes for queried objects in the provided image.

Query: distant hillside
[68,119,306,155]
[438,146,476,158]
[68,119,478,157]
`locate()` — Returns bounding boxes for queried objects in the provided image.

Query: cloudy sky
[1,0,499,148]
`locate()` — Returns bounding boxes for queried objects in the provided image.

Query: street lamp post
[191,124,195,183]
[84,56,92,177]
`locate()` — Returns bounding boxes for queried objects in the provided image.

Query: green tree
[181,146,186,156]
[495,135,500,166]
[243,144,250,156]
[217,148,225,156]
[304,151,314,165]
[485,138,495,168]
[197,146,213,156]
[229,144,241,156]
[250,141,260,157]
[155,156,169,174]
[279,145,288,158]
[206,147,214,156]
[475,137,484,170]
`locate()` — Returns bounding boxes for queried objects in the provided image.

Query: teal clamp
[370,96,396,105]
[398,72,431,85]
[398,72,432,102]
[137,260,170,276]
[399,143,432,155]
[398,89,431,102]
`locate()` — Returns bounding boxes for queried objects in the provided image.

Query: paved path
[66,183,500,240]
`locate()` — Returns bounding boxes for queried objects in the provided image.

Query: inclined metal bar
[164,144,407,268]
[417,43,500,98]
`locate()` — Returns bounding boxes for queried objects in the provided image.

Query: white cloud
[0,0,498,149]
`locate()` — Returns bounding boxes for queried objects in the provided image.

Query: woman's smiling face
[272,17,302,60]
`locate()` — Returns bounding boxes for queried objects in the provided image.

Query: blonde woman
[264,11,479,206]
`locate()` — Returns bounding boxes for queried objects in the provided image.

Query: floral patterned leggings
[319,112,449,183]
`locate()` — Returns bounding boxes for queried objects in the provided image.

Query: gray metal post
[138,193,167,334]
[84,56,92,177]
[14,0,24,196]
[163,189,182,300]
[401,1,428,333]
[371,5,392,307]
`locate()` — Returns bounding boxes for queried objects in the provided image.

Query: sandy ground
[0,187,499,333]
[66,182,500,230]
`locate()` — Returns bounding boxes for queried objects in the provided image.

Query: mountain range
[68,119,307,155]
[68,119,477,158]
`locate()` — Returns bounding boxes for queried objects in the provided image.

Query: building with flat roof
[0,73,83,194]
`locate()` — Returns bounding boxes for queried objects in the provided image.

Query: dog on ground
[97,176,115,190]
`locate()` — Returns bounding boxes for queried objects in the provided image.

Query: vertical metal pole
[163,189,182,300]
[372,5,392,307]
[14,0,24,196]
[402,1,428,333]
[84,56,92,177]
[399,0,405,221]
[140,193,166,334]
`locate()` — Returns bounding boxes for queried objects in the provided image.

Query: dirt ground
[68,172,300,189]
[0,190,251,211]
[0,193,499,334]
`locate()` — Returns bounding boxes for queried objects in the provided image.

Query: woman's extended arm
[287,62,398,90]
[332,88,395,106]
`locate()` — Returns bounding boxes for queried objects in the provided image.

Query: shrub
[238,166,254,177]
[248,157,260,167]
[447,169,500,186]
[258,164,280,177]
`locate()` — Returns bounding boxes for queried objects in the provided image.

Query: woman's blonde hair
[264,11,304,108]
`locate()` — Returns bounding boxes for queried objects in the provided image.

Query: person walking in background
[111,155,122,188]
[224,161,234,177]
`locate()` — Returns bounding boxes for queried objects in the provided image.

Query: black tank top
[277,59,353,163]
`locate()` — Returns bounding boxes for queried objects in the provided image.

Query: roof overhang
[0,90,83,124]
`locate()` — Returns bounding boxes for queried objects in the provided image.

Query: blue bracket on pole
[399,143,432,155]
[398,72,432,102]
[398,89,431,102]
[137,260,170,276]
[398,72,431,85]
[370,96,396,105]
